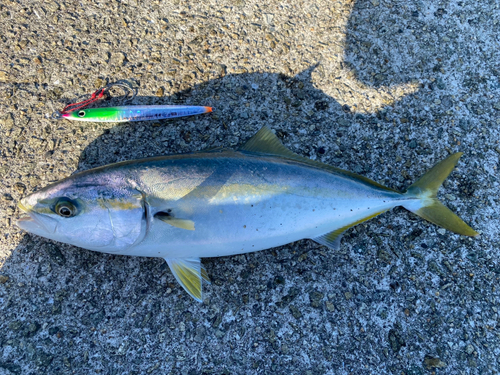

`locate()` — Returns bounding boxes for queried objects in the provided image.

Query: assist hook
[51,80,138,119]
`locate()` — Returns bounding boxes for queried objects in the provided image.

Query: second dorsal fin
[240,126,397,192]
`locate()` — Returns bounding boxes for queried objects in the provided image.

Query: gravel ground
[1,0,499,374]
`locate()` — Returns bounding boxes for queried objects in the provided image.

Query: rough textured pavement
[1,0,499,374]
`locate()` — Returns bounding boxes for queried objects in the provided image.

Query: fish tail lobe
[403,152,478,237]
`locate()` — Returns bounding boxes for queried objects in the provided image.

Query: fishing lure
[61,105,213,122]
[52,81,212,122]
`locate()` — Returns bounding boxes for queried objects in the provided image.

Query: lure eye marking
[78,111,86,118]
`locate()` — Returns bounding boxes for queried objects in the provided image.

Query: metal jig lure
[52,81,212,122]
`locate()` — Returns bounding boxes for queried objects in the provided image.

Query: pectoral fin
[165,258,211,302]
[155,212,195,230]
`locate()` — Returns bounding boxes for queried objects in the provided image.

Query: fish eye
[55,200,77,218]
[78,111,85,117]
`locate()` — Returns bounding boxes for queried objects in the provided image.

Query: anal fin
[165,258,211,302]
[313,228,345,250]
[312,209,390,250]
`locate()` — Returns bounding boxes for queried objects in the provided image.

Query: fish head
[16,174,147,254]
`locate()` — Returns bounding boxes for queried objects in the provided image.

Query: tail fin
[403,152,478,237]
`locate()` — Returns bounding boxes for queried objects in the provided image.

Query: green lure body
[62,105,212,122]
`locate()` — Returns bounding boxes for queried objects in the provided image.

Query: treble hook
[103,80,138,102]
[51,80,138,119]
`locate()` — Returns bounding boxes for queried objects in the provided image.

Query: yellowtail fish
[16,127,477,301]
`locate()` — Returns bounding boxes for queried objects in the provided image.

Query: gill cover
[17,184,148,253]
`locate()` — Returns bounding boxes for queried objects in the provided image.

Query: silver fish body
[128,151,404,258]
[17,127,478,301]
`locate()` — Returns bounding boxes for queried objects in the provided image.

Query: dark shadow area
[344,0,499,89]
[75,64,428,192]
[77,66,351,171]
[344,0,438,87]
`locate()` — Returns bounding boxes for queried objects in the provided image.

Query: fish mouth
[16,213,48,234]
[17,215,34,224]
[16,201,54,235]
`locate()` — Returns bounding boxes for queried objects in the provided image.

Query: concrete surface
[0,0,499,374]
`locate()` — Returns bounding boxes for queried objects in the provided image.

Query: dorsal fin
[239,126,299,158]
[240,126,397,192]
